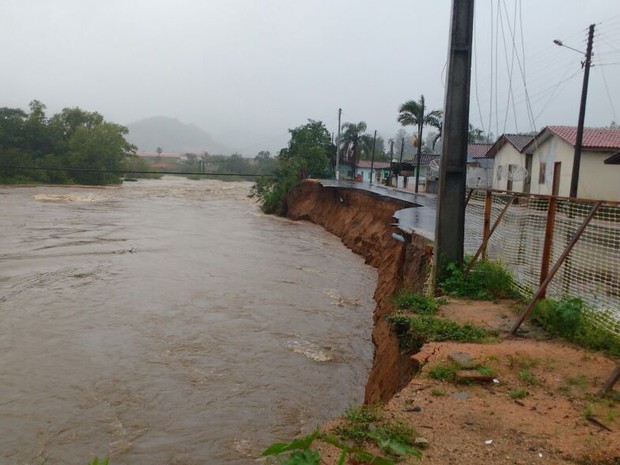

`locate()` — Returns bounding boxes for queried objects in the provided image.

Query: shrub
[531,298,620,357]
[391,291,444,314]
[440,258,519,301]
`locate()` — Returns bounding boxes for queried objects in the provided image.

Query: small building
[466,143,493,188]
[395,153,440,192]
[489,134,535,193]
[523,126,620,200]
[354,160,391,184]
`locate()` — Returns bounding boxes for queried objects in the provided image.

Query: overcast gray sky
[2,1,619,155]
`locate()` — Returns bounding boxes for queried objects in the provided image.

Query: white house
[466,143,493,188]
[523,126,620,200]
[489,134,534,193]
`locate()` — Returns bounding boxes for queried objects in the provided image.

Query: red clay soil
[286,182,620,464]
[317,299,620,465]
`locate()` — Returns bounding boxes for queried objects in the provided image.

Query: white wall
[492,144,527,192]
[530,136,620,200]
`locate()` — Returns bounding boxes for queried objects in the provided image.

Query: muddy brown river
[0,177,376,465]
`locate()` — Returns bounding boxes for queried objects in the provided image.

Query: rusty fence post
[465,193,517,274]
[510,201,602,335]
[482,190,492,261]
[539,196,557,299]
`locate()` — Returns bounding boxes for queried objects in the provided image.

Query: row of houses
[472,126,620,201]
[337,125,620,201]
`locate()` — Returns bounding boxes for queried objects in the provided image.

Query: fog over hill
[126,116,233,155]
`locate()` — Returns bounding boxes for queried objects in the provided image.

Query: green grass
[331,404,421,460]
[518,368,542,386]
[391,291,444,315]
[427,362,460,381]
[509,389,530,399]
[439,258,520,301]
[476,365,495,376]
[531,298,620,357]
[386,312,497,353]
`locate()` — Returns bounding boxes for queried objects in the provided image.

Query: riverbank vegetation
[386,291,497,352]
[252,119,335,215]
[0,100,137,185]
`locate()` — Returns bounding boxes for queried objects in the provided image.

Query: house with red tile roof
[523,126,620,200]
[487,134,535,193]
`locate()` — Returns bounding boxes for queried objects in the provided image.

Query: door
[552,162,561,196]
[524,154,533,194]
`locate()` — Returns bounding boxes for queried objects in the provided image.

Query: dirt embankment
[286,181,433,403]
[287,182,620,465]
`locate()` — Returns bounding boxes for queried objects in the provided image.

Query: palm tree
[339,121,367,180]
[397,95,442,192]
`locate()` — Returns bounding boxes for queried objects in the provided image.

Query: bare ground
[321,298,620,465]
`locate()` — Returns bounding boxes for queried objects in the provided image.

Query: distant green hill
[126,116,232,154]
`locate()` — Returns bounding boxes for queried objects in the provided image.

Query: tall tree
[339,121,367,179]
[397,95,442,192]
[252,120,333,215]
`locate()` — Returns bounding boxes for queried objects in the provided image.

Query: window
[539,162,546,184]
[497,165,503,180]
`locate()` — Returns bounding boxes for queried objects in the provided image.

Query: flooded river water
[0,177,376,465]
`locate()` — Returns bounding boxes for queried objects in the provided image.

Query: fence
[464,189,620,341]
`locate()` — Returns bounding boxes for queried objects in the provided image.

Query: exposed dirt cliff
[286,181,433,403]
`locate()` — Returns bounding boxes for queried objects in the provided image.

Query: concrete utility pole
[369,130,377,185]
[414,103,425,193]
[335,108,342,180]
[399,137,405,189]
[569,24,595,198]
[434,0,475,280]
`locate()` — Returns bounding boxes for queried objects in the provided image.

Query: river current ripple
[0,177,376,465]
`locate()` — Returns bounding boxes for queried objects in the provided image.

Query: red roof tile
[467,143,493,159]
[356,160,391,169]
[547,126,620,150]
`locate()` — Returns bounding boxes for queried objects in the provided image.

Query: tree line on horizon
[0,100,143,185]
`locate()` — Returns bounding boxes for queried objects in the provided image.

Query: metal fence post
[482,190,492,260]
[539,196,557,298]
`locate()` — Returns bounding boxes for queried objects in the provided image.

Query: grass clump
[333,405,418,449]
[391,291,445,315]
[386,312,497,352]
[509,389,530,399]
[531,298,620,357]
[439,258,519,300]
[428,362,460,381]
[518,368,542,386]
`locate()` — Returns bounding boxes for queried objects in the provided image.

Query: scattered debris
[586,415,613,432]
[455,370,495,383]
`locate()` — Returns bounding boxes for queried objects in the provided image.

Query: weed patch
[391,291,445,314]
[386,312,497,352]
[531,298,620,357]
[439,259,520,300]
[509,389,530,399]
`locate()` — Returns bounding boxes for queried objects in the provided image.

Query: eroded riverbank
[286,181,434,403]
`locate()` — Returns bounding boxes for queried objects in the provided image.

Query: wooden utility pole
[335,108,342,180]
[569,24,595,198]
[434,0,475,280]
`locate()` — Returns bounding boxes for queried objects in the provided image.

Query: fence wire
[465,190,620,339]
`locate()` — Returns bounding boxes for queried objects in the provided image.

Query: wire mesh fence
[465,189,620,339]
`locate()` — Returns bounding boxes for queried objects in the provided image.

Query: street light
[553,24,595,198]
